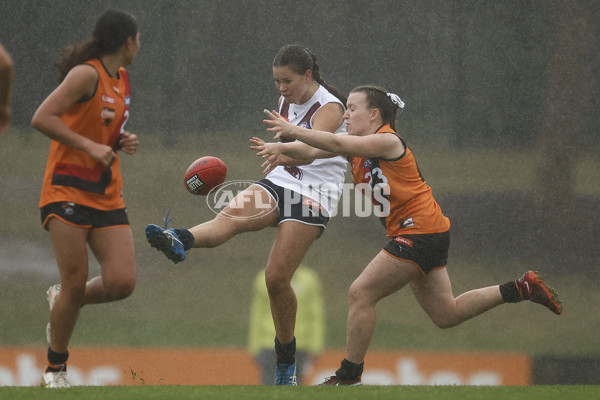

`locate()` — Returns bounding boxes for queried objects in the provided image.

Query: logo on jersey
[363,159,373,169]
[284,166,303,180]
[125,95,130,106]
[101,94,115,104]
[401,217,415,228]
[299,122,309,129]
[101,107,115,126]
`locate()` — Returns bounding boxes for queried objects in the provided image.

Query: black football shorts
[383,231,450,275]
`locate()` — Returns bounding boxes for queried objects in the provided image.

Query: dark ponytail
[273,44,347,105]
[351,85,405,131]
[54,9,138,82]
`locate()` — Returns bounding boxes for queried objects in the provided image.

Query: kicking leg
[146,184,278,263]
[189,184,279,248]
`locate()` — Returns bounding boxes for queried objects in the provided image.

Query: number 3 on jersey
[365,167,389,189]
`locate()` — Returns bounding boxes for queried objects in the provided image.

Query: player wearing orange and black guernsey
[39,58,130,216]
[349,123,451,275]
[31,9,140,389]
[258,84,563,386]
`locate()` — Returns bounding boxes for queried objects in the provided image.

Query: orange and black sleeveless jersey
[349,124,450,237]
[39,58,130,211]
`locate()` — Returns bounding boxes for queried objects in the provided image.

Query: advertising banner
[0,346,530,386]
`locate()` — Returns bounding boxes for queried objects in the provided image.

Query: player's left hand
[118,131,139,154]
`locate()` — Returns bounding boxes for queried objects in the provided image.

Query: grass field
[1,129,599,357]
[1,385,599,400]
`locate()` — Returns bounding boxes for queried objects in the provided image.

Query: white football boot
[46,284,61,344]
[41,368,70,388]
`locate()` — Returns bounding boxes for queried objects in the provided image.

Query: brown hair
[54,9,138,82]
[273,44,347,105]
[350,85,404,131]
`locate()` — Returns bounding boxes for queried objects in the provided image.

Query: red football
[183,156,227,195]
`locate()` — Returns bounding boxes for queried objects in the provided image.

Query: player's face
[344,92,374,136]
[124,31,141,66]
[273,66,311,105]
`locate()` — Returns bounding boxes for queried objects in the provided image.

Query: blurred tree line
[2,0,598,149]
[1,0,599,270]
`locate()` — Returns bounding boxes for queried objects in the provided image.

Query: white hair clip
[386,93,405,110]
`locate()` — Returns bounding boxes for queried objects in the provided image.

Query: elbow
[304,155,317,164]
[30,113,41,130]
[330,141,346,156]
[328,135,349,156]
[31,110,45,131]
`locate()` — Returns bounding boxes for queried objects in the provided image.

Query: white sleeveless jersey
[266,85,348,216]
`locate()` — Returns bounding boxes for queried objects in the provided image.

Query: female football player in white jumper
[145,44,347,385]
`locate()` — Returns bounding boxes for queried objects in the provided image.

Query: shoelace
[44,370,70,388]
[53,370,70,387]
[163,208,176,229]
[160,209,183,248]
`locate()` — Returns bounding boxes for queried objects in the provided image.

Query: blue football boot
[275,361,297,386]
[145,210,186,263]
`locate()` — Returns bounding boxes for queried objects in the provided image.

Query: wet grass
[1,384,598,400]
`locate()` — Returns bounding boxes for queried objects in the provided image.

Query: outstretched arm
[250,137,335,174]
[263,109,403,159]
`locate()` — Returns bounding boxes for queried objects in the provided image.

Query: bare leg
[189,184,279,247]
[344,251,421,364]
[410,267,504,328]
[343,253,506,365]
[47,219,90,353]
[48,221,137,353]
[84,226,137,305]
[265,221,321,344]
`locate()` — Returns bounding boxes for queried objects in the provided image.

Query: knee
[264,269,290,297]
[61,274,88,303]
[61,282,87,304]
[106,276,136,300]
[347,284,360,305]
[431,316,459,329]
[347,282,369,308]
[434,320,453,329]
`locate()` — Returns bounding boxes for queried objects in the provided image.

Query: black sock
[275,337,296,365]
[173,228,194,251]
[336,358,364,379]
[499,280,524,303]
[46,347,68,372]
